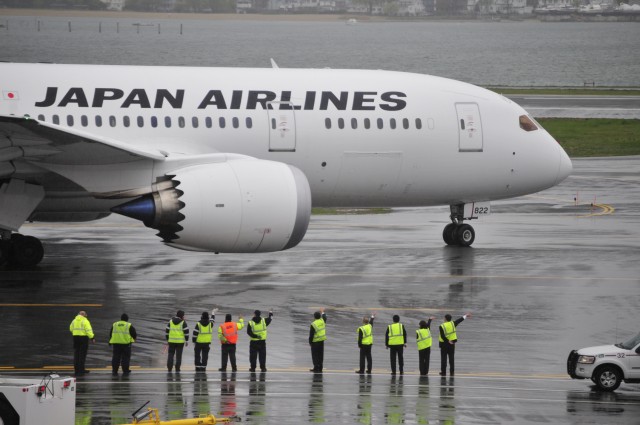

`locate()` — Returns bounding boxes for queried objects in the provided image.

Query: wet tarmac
[1,156,640,424]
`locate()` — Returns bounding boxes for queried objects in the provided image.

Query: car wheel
[594,365,622,392]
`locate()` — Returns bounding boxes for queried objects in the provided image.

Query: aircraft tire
[8,235,44,267]
[443,223,457,245]
[456,224,475,247]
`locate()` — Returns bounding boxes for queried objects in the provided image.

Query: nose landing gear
[442,204,477,247]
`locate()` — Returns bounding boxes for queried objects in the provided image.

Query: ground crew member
[416,316,435,376]
[309,308,327,373]
[109,313,137,376]
[439,312,471,376]
[218,313,245,371]
[385,315,407,375]
[355,313,375,374]
[165,309,189,373]
[69,310,95,376]
[247,309,273,372]
[192,309,216,372]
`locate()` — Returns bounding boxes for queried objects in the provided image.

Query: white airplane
[0,62,572,267]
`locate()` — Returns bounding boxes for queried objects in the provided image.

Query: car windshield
[620,332,640,350]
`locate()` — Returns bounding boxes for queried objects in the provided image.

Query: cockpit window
[519,115,538,132]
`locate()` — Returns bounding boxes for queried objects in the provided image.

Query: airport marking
[576,203,615,218]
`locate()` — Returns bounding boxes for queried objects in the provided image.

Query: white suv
[567,332,640,391]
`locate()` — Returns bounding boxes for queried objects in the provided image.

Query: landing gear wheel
[594,366,622,392]
[443,223,458,246]
[8,235,44,267]
[456,224,475,247]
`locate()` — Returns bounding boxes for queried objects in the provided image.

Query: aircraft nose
[556,146,572,184]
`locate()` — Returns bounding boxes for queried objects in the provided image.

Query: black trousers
[359,345,372,372]
[418,347,431,375]
[440,343,456,375]
[167,343,185,371]
[194,343,210,369]
[73,336,89,374]
[310,341,324,371]
[249,340,267,370]
[221,344,237,370]
[112,344,131,373]
[388,345,404,373]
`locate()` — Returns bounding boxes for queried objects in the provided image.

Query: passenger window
[123,116,130,128]
[151,116,158,128]
[377,118,383,129]
[205,117,212,128]
[272,118,277,130]
[137,116,144,128]
[351,118,357,130]
[364,118,370,129]
[232,117,239,129]
[109,116,116,127]
[246,117,253,129]
[178,117,185,128]
[38,114,45,121]
[415,118,422,130]
[403,118,409,130]
[325,118,331,129]
[219,117,226,128]
[390,118,396,130]
[52,115,59,125]
[165,117,171,128]
[192,117,199,128]
[81,115,88,127]
[67,115,74,126]
[427,118,435,130]
[95,116,102,127]
[338,118,344,129]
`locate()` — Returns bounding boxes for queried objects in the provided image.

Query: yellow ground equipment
[120,401,239,425]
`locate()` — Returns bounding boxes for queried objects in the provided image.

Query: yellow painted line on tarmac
[576,203,615,218]
[3,366,570,380]
[0,303,103,307]
[0,366,15,369]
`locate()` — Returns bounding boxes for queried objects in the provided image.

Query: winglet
[270,58,279,69]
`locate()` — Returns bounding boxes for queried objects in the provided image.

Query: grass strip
[488,88,640,96]
[538,118,640,157]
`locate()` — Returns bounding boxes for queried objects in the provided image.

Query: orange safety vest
[220,322,239,344]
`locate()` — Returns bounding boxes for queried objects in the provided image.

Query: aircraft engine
[112,159,312,253]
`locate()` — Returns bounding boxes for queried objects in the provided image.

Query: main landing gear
[442,204,476,247]
[0,231,44,267]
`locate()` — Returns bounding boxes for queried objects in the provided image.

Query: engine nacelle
[112,159,311,253]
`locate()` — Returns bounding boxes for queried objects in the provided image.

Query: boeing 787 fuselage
[0,63,572,266]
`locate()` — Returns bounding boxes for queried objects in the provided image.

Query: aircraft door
[267,102,296,152]
[456,103,483,152]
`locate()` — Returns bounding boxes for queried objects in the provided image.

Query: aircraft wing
[0,114,167,166]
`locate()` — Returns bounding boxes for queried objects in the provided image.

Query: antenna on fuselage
[270,58,279,69]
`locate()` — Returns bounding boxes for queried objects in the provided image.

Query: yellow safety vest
[195,322,213,344]
[387,323,405,346]
[439,321,457,342]
[69,315,94,339]
[250,318,267,341]
[109,321,133,344]
[312,318,326,343]
[168,320,186,343]
[416,328,432,350]
[358,324,373,345]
